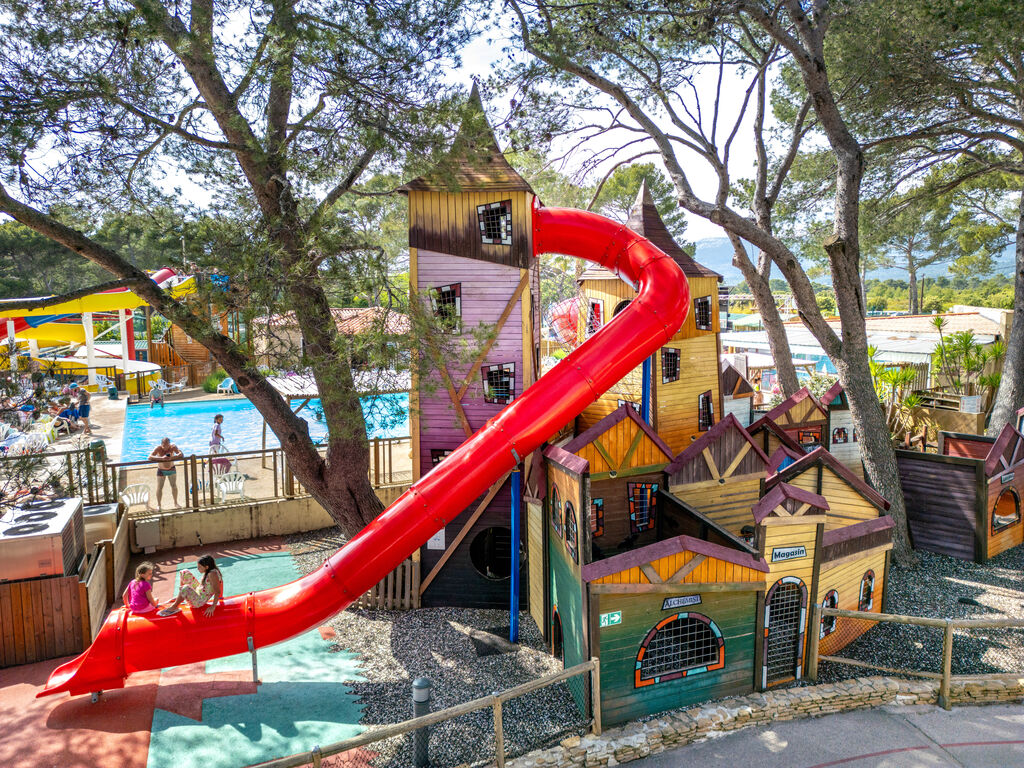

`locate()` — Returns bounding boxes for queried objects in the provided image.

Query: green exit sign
[600,611,622,627]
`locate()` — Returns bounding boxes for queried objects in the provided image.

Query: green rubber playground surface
[147,550,365,768]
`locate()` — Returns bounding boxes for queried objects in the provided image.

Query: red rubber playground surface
[0,537,359,768]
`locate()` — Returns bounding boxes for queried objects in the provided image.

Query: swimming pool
[120,394,408,461]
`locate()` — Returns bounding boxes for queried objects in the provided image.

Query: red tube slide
[39,204,690,698]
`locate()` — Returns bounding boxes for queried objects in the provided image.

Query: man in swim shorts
[149,437,184,511]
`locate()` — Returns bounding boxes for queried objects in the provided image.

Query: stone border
[506,676,1024,767]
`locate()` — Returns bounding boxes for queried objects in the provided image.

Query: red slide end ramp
[39,203,690,698]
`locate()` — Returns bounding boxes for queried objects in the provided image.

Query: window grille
[482,363,515,404]
[698,391,714,432]
[628,482,658,533]
[820,590,839,638]
[590,498,604,537]
[635,612,724,686]
[831,427,848,444]
[661,347,680,383]
[550,486,562,537]
[694,296,712,330]
[858,571,874,611]
[564,502,578,564]
[430,283,462,333]
[476,200,513,245]
[430,449,454,466]
[586,300,603,337]
[765,580,805,684]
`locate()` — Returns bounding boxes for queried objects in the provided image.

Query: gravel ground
[814,545,1024,683]
[286,528,587,767]
[286,526,1024,764]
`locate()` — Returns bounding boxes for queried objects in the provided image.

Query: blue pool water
[121,394,408,461]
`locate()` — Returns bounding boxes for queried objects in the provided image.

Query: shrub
[202,369,229,393]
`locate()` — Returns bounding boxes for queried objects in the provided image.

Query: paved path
[630,703,1024,767]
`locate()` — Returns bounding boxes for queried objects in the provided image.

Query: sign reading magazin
[771,545,807,563]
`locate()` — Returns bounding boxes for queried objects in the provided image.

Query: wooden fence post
[492,696,505,768]
[939,620,954,710]
[590,657,602,736]
[190,456,200,512]
[807,603,822,682]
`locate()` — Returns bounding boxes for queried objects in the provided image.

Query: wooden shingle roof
[398,84,533,194]
[580,181,720,281]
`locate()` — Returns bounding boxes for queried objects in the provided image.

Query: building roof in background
[720,359,755,398]
[398,84,533,194]
[255,307,410,336]
[860,310,1008,337]
[580,181,721,282]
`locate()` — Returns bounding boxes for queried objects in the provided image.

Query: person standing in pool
[209,413,224,451]
[149,437,183,511]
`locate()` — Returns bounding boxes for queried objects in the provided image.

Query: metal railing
[807,605,1024,710]
[248,658,601,768]
[107,439,411,513]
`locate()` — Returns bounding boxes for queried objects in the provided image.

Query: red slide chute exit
[39,203,691,698]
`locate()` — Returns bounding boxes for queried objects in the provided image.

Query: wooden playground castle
[403,89,898,726]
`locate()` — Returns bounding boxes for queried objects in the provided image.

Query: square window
[694,296,712,331]
[430,449,454,466]
[482,362,515,404]
[477,200,513,245]
[628,482,658,533]
[590,498,604,537]
[698,390,714,432]
[661,348,680,384]
[430,283,462,334]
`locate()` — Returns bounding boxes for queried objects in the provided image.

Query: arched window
[820,590,839,638]
[550,486,562,537]
[613,299,631,317]
[992,488,1021,534]
[858,571,875,612]
[564,502,578,564]
[635,612,724,688]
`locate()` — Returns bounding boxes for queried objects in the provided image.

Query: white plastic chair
[216,472,247,503]
[119,484,151,512]
[29,419,57,443]
[164,378,186,392]
[216,377,237,394]
[95,373,114,389]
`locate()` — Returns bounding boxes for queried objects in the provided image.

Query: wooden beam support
[619,428,645,473]
[419,472,511,595]
[702,447,721,481]
[721,442,751,479]
[639,563,663,584]
[590,581,761,595]
[457,270,531,400]
[668,554,707,583]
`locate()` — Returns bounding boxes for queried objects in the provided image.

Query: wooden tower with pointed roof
[399,85,540,608]
[576,181,724,454]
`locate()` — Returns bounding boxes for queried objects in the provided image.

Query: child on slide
[123,562,159,615]
[158,555,223,617]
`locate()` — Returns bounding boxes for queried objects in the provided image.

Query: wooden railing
[247,658,601,768]
[807,605,1024,710]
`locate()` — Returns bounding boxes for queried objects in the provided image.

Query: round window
[469,526,513,581]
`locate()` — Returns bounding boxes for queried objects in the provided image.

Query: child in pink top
[123,562,159,614]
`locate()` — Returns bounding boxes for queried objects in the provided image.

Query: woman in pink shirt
[123,562,159,615]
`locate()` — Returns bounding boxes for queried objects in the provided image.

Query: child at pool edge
[158,555,223,617]
[123,562,159,615]
[210,413,224,449]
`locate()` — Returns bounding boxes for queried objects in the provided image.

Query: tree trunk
[987,189,1024,436]
[729,235,801,396]
[907,260,918,314]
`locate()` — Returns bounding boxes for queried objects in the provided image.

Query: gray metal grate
[766,583,803,683]
[640,616,718,681]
